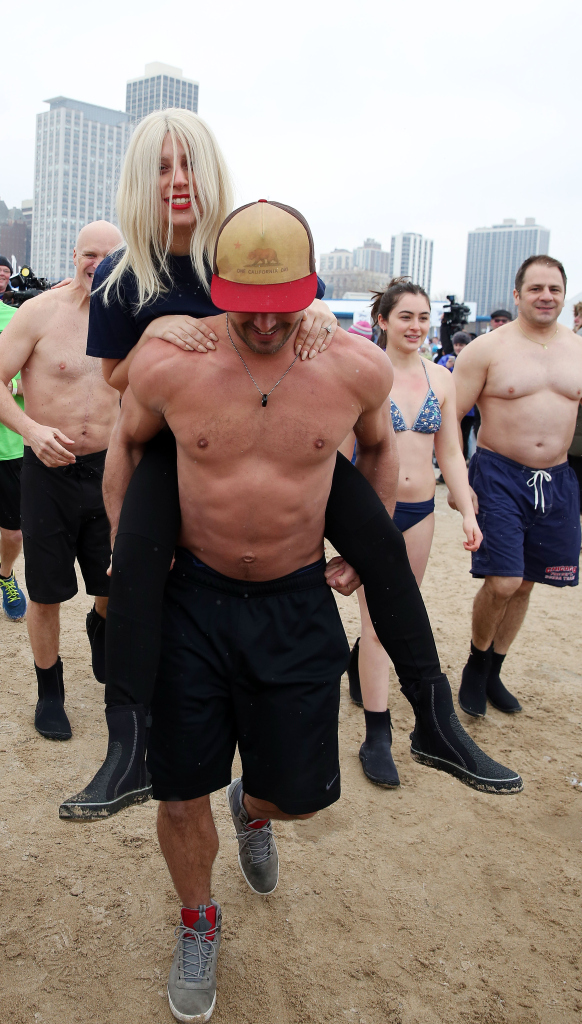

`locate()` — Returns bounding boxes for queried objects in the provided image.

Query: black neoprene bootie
[59,704,152,820]
[347,637,363,706]
[458,642,493,717]
[359,709,400,787]
[486,652,522,713]
[86,606,106,683]
[34,658,71,740]
[403,675,523,794]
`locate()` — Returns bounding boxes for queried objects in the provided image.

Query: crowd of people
[0,108,580,1024]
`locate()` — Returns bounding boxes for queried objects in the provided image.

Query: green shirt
[0,302,24,461]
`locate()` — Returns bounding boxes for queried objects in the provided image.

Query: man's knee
[159,796,212,827]
[482,576,524,601]
[0,528,22,545]
[517,580,534,597]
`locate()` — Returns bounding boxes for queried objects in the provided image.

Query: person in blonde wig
[104,108,233,311]
[62,108,340,820]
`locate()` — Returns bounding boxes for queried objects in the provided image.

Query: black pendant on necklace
[261,394,268,407]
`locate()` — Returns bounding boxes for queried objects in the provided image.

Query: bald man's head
[73,220,123,294]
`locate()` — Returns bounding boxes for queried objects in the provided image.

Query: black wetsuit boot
[59,704,151,819]
[458,642,492,717]
[34,658,71,740]
[486,651,522,712]
[86,606,106,684]
[404,675,523,793]
[359,709,400,787]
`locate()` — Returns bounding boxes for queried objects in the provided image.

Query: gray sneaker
[167,901,221,1023]
[226,778,279,895]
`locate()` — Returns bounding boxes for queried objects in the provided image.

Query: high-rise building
[464,218,550,317]
[389,233,433,293]
[126,62,199,122]
[319,239,391,299]
[31,96,132,281]
[0,199,29,268]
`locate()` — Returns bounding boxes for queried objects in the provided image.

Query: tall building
[31,97,132,281]
[389,233,433,293]
[319,239,391,299]
[464,218,551,317]
[126,63,199,122]
[0,199,29,268]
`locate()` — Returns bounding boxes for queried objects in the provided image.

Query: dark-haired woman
[350,279,482,788]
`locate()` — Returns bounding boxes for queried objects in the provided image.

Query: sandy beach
[1,484,581,1024]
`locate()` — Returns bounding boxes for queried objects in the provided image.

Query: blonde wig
[104,108,233,308]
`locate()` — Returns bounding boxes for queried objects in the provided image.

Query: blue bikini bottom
[393,497,435,533]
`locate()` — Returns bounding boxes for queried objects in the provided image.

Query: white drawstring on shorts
[527,469,552,512]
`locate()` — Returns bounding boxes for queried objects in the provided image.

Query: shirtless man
[0,221,122,740]
[106,201,521,1023]
[453,255,582,717]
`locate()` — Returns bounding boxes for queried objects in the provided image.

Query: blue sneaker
[0,572,27,621]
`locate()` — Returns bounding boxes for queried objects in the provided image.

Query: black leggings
[105,439,441,706]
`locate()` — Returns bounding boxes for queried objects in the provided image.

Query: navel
[242,554,256,564]
[197,438,209,449]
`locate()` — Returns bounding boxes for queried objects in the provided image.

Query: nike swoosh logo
[325,773,339,791]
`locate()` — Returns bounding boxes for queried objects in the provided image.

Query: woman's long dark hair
[371,277,430,350]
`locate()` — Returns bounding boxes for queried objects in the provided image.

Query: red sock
[181,904,216,940]
[246,817,269,829]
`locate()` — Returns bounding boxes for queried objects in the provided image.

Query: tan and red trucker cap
[211,200,318,312]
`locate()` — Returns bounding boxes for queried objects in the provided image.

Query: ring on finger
[324,323,334,333]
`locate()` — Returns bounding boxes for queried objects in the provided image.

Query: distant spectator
[439,333,475,458]
[348,319,373,340]
[489,309,512,330]
[0,257,11,299]
[573,301,582,336]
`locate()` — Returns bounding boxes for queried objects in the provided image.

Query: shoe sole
[4,612,26,622]
[168,988,216,1023]
[487,699,522,714]
[35,727,72,741]
[409,745,524,794]
[359,752,400,788]
[59,785,152,820]
[225,783,279,896]
[458,699,486,718]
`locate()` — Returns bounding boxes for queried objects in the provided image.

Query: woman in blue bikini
[351,277,482,787]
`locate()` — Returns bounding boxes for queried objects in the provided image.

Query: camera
[440,294,471,354]
[3,266,52,308]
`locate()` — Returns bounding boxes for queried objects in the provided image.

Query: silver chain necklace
[225,313,298,407]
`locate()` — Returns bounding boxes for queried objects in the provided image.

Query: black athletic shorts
[0,457,22,530]
[20,447,111,604]
[148,548,350,814]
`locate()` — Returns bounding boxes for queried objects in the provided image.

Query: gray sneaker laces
[174,923,217,982]
[236,821,274,865]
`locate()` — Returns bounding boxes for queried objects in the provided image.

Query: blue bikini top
[390,359,441,434]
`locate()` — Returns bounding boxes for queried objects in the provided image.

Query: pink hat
[348,320,372,340]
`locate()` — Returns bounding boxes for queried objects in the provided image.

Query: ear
[377,313,388,331]
[513,288,519,306]
[72,248,78,266]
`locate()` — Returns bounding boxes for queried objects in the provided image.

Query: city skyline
[464,218,550,318]
[1,2,580,297]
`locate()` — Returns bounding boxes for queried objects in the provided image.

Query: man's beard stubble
[233,316,303,355]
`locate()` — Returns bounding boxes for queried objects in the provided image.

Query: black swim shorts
[148,548,350,814]
[0,457,22,531]
[20,447,111,604]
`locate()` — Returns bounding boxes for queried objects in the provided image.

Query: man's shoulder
[332,328,390,371]
[129,337,189,397]
[327,328,392,404]
[1,289,60,333]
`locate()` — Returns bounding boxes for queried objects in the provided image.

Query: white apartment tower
[126,63,199,122]
[31,97,132,280]
[389,233,433,293]
[464,218,551,317]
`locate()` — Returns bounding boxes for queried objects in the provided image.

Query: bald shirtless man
[453,255,582,718]
[105,202,521,1023]
[0,221,122,740]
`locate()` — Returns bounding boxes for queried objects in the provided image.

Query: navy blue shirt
[87,251,326,360]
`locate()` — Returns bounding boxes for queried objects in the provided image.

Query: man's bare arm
[0,298,75,465]
[452,338,490,422]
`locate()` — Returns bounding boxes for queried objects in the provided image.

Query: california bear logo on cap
[211,200,318,313]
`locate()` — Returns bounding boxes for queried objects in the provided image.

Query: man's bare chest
[27,312,99,384]
[485,351,582,402]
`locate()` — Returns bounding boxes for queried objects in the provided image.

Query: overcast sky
[2,0,581,298]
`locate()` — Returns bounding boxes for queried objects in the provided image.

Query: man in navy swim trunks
[452,255,582,717]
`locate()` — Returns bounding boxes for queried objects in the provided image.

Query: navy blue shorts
[393,497,435,534]
[469,447,580,588]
